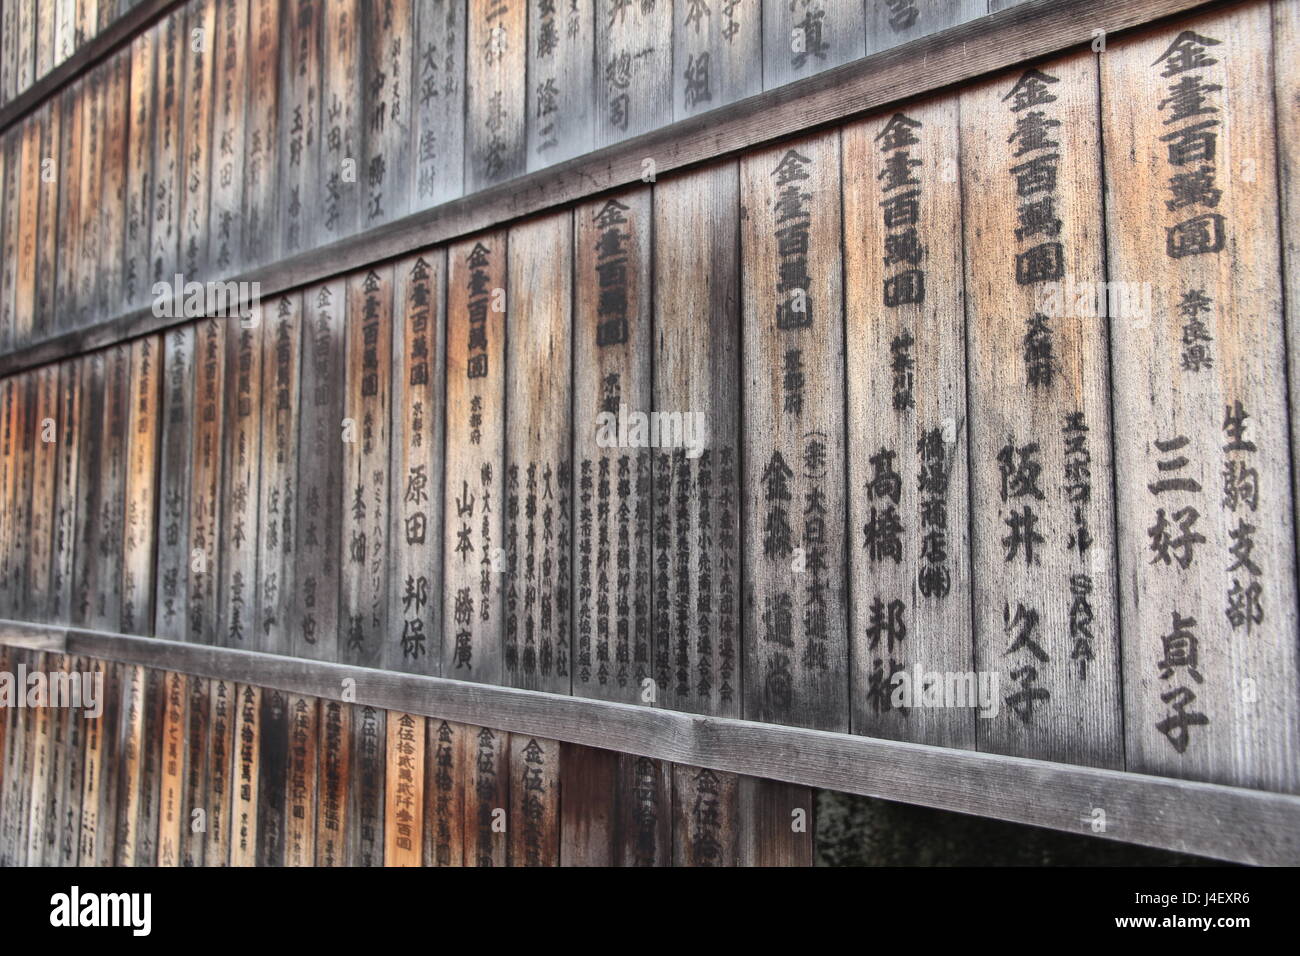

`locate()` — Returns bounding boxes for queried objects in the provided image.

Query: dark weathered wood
[672,763,739,865]
[348,702,385,865]
[737,774,813,865]
[95,48,127,318]
[241,0,279,267]
[361,0,413,228]
[113,662,147,863]
[504,212,572,695]
[69,353,103,627]
[155,667,186,864]
[315,696,350,864]
[423,718,466,866]
[133,666,165,864]
[179,671,209,864]
[154,325,193,639]
[122,28,153,312]
[612,750,670,865]
[149,11,183,290]
[25,363,59,621]
[33,99,61,341]
[44,655,73,864]
[80,657,121,864]
[255,686,288,865]
[1279,0,1300,608]
[465,0,525,190]
[187,318,225,644]
[50,359,81,624]
[387,251,445,674]
[284,692,318,865]
[463,723,506,865]
[24,652,54,864]
[318,0,361,244]
[203,675,235,863]
[1103,5,1300,792]
[508,733,560,865]
[558,743,616,865]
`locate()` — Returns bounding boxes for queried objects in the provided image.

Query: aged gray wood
[122,29,153,313]
[672,0,760,121]
[864,0,985,56]
[121,334,160,636]
[49,360,80,624]
[277,0,321,259]
[241,0,279,267]
[318,0,361,244]
[179,0,216,280]
[595,0,671,147]
[149,11,183,291]
[526,0,594,170]
[410,0,465,209]
[216,312,262,648]
[361,0,413,228]
[762,0,864,90]
[153,325,193,639]
[187,318,225,644]
[465,0,525,190]
[207,0,248,276]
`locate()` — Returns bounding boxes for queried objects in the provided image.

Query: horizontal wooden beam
[1,617,1296,865]
[0,0,1229,378]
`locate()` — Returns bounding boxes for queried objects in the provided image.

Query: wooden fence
[0,0,1299,865]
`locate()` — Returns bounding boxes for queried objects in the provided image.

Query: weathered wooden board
[612,750,670,865]
[573,191,650,704]
[595,0,671,146]
[204,676,236,864]
[442,232,506,683]
[256,686,288,865]
[383,710,424,864]
[156,668,186,864]
[218,313,262,649]
[113,662,147,864]
[180,0,217,280]
[671,763,739,865]
[25,363,59,621]
[961,53,1124,767]
[0,650,27,864]
[131,666,164,863]
[242,0,280,268]
[526,0,593,169]
[504,212,572,695]
[293,280,345,661]
[388,251,445,673]
[0,129,16,348]
[652,162,742,717]
[95,49,128,320]
[762,0,864,91]
[17,0,35,94]
[9,372,36,613]
[423,718,466,866]
[319,0,361,243]
[315,697,350,864]
[842,99,974,747]
[122,29,154,313]
[122,334,160,636]
[362,0,413,228]
[24,652,53,864]
[55,0,76,66]
[36,0,56,80]
[208,0,248,275]
[863,0,986,57]
[1279,0,1300,620]
[672,0,761,120]
[79,658,121,865]
[0,378,13,617]
[284,692,318,865]
[154,326,193,640]
[340,266,393,668]
[348,702,385,865]
[50,359,81,623]
[44,656,73,864]
[1103,7,1300,792]
[181,672,209,864]
[0,2,16,106]
[33,100,61,342]
[188,318,225,644]
[258,294,301,656]
[70,353,104,627]
[277,0,321,258]
[737,774,813,865]
[74,68,103,329]
[150,11,184,290]
[464,724,507,865]
[93,343,130,630]
[508,733,560,865]
[559,743,616,865]
[739,132,849,732]
[465,0,525,190]
[13,113,40,345]
[411,0,465,209]
[230,682,260,865]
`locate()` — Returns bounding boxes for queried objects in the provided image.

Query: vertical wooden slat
[388,250,446,673]
[50,359,81,624]
[79,658,120,865]
[256,687,289,865]
[739,132,850,732]
[229,682,260,865]
[188,318,225,645]
[278,0,322,258]
[180,673,209,865]
[14,113,41,345]
[1103,7,1300,791]
[559,743,616,865]
[114,663,147,864]
[56,657,87,865]
[123,334,161,636]
[24,652,53,864]
[348,703,385,865]
[672,0,761,120]
[595,0,672,147]
[762,0,865,91]
[573,190,651,704]
[70,353,103,627]
[384,711,425,865]
[737,775,813,865]
[154,325,194,641]
[315,698,350,865]
[284,693,318,865]
[133,667,165,864]
[319,0,361,243]
[181,0,218,281]
[10,373,36,613]
[150,12,184,292]
[526,0,594,170]
[612,751,670,865]
[156,668,186,865]
[423,718,466,866]
[0,129,16,349]
[26,363,59,620]
[242,0,280,268]
[442,232,506,683]
[508,733,560,866]
[465,0,525,190]
[362,0,413,228]
[960,54,1124,768]
[209,0,248,276]
[33,100,60,344]
[504,212,573,695]
[44,656,72,864]
[218,312,262,649]
[74,69,102,329]
[122,30,154,313]
[463,724,507,865]
[411,0,465,209]
[203,676,236,864]
[671,763,739,865]
[95,49,127,319]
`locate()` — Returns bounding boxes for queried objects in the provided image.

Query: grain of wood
[465,0,525,190]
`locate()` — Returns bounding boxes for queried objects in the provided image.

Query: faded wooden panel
[672,763,739,865]
[55,0,75,66]
[150,12,184,290]
[388,251,446,674]
[362,0,413,228]
[69,354,103,627]
[737,775,813,865]
[526,0,594,170]
[843,100,974,747]
[256,686,289,865]
[0,651,28,864]
[92,343,130,630]
[595,0,672,147]
[154,325,194,640]
[217,314,263,649]
[26,363,59,620]
[204,676,236,864]
[315,698,350,865]
[285,693,318,865]
[384,711,424,864]
[443,233,506,683]
[465,0,525,190]
[340,266,393,668]
[293,280,345,661]
[51,84,84,331]
[73,69,103,330]
[559,743,616,865]
[613,751,670,865]
[319,0,361,243]
[35,0,55,80]
[961,54,1124,767]
[209,0,248,275]
[864,0,986,57]
[423,719,466,866]
[348,703,385,865]
[505,212,572,695]
[33,100,60,343]
[0,130,16,348]
[156,668,186,864]
[258,294,302,656]
[180,0,217,281]
[1280,0,1300,614]
[134,667,165,864]
[188,318,225,644]
[17,0,35,93]
[79,658,121,865]
[229,682,260,865]
[242,0,280,267]
[508,733,560,865]
[43,656,72,863]
[0,2,15,106]
[1103,8,1300,792]
[464,724,507,865]
[278,0,321,258]
[122,335,161,637]
[573,191,650,704]
[123,29,154,313]
[652,163,742,717]
[180,671,210,865]
[762,0,865,90]
[14,113,40,346]
[411,0,465,208]
[10,373,36,614]
[673,0,761,120]
[739,133,850,732]
[50,359,81,623]
[24,652,53,864]
[114,662,147,864]
[95,50,127,319]
[0,378,15,618]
